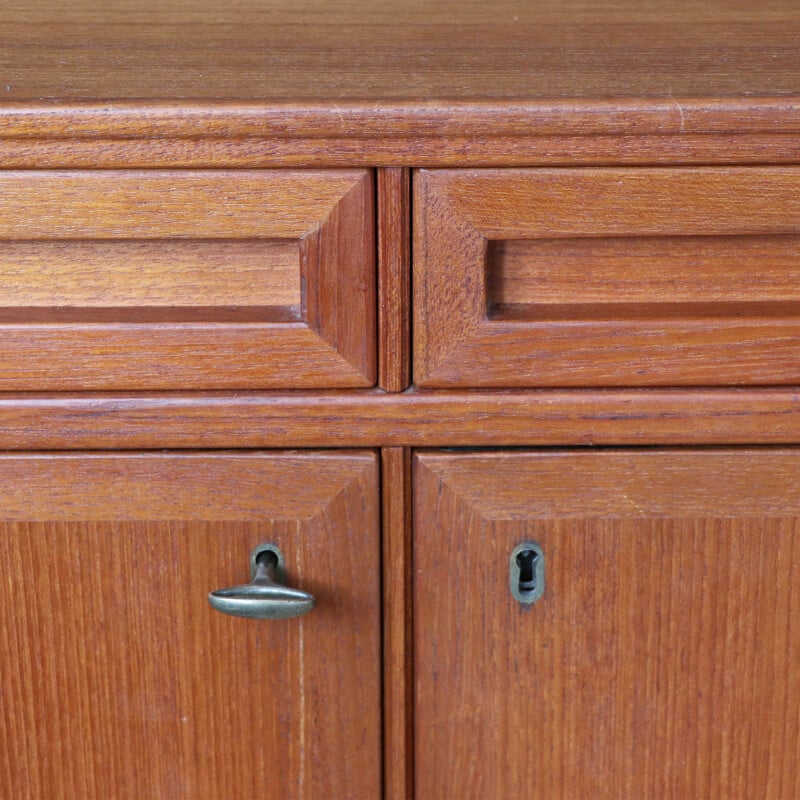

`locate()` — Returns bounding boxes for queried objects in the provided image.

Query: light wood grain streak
[0,240,299,307]
[381,448,414,800]
[0,389,800,448]
[378,168,411,391]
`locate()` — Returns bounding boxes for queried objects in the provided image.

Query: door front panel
[414,450,800,799]
[0,452,381,799]
[414,168,800,387]
[0,170,375,389]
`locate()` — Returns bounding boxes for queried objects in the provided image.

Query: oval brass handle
[208,545,314,620]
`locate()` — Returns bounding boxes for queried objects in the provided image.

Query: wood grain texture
[1,131,799,169]
[0,451,380,799]
[2,3,799,166]
[0,239,300,308]
[0,170,375,389]
[2,3,799,114]
[378,168,411,391]
[3,5,799,799]
[488,235,800,306]
[415,167,800,387]
[4,102,800,141]
[0,171,361,239]
[414,450,800,799]
[4,389,800,448]
[381,448,414,800]
[299,168,376,387]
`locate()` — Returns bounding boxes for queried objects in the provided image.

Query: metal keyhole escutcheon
[510,542,545,605]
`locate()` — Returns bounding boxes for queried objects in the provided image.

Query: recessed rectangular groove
[487,235,800,316]
[0,239,301,308]
[491,300,800,323]
[0,306,303,324]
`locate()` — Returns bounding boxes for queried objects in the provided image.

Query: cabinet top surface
[3,1,799,101]
[2,0,799,144]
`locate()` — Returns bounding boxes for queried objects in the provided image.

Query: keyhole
[510,542,544,605]
[255,548,279,569]
[516,549,538,594]
[250,543,285,582]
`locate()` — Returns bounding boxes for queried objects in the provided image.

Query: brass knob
[208,545,314,620]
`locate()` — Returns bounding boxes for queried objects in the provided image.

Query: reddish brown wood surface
[1,131,798,169]
[2,4,799,799]
[3,389,800,448]
[488,235,800,306]
[0,170,374,390]
[0,171,360,239]
[415,167,800,387]
[0,239,299,308]
[414,450,800,799]
[2,3,799,166]
[381,448,414,800]
[4,1,799,104]
[378,168,411,391]
[0,451,380,799]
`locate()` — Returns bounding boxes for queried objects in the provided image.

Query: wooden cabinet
[2,2,800,799]
[414,450,800,798]
[0,452,381,799]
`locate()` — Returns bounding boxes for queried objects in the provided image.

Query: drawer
[414,168,800,387]
[0,451,381,798]
[414,449,800,798]
[0,170,374,389]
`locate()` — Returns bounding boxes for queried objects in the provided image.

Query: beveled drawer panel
[414,168,800,387]
[0,170,374,389]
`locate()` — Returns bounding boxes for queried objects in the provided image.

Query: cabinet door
[414,450,800,799]
[0,452,380,799]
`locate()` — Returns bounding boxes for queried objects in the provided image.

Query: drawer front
[414,450,800,799]
[0,170,374,389]
[0,451,381,799]
[414,168,800,387]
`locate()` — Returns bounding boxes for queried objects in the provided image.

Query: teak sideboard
[1,2,799,798]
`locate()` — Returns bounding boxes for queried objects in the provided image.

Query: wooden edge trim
[2,388,800,448]
[2,98,800,139]
[378,168,411,391]
[1,134,798,168]
[381,448,414,800]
